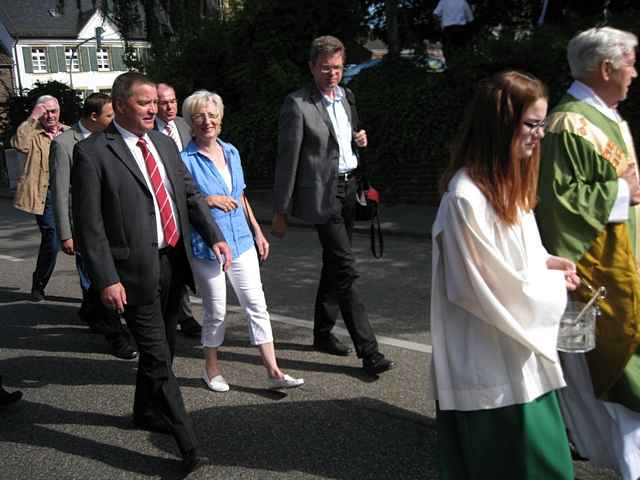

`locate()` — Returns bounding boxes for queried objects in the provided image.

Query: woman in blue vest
[181,90,303,393]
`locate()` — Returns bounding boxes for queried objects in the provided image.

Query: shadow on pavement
[0,287,81,305]
[0,397,435,479]
[184,397,435,479]
[0,302,127,358]
[0,400,185,479]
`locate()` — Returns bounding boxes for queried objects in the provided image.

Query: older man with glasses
[12,95,68,301]
[272,35,394,376]
[536,26,640,480]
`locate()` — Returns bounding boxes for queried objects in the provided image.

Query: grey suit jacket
[71,123,224,304]
[155,116,192,151]
[49,122,85,241]
[273,84,360,224]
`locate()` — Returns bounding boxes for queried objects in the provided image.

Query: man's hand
[353,129,367,148]
[206,195,238,212]
[212,241,232,272]
[547,256,581,291]
[621,163,640,205]
[61,238,75,255]
[29,103,47,121]
[271,213,288,238]
[101,282,127,314]
[254,231,270,262]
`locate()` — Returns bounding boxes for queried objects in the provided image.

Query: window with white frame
[31,48,47,73]
[65,48,80,72]
[96,48,110,71]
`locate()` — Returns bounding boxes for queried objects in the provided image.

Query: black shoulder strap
[370,212,383,259]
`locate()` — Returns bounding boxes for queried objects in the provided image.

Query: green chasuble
[536,93,640,411]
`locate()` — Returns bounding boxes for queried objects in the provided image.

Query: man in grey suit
[72,72,232,472]
[155,82,201,339]
[272,35,394,376]
[49,93,137,360]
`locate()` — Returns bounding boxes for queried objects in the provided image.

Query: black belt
[337,171,356,182]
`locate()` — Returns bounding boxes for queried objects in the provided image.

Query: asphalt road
[0,197,619,479]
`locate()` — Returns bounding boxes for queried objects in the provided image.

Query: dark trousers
[77,250,126,340]
[32,191,60,291]
[125,246,196,455]
[175,286,195,323]
[314,176,378,358]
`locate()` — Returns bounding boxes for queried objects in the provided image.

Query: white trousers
[192,248,273,348]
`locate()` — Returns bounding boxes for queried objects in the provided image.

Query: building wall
[13,39,149,94]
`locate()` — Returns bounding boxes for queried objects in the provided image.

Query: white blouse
[430,170,567,411]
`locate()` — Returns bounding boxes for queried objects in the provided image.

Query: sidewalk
[0,186,437,239]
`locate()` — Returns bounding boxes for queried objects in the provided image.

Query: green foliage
[141,0,367,182]
[347,14,640,203]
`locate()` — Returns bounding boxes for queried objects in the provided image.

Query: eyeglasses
[191,112,220,124]
[523,118,547,132]
[319,65,344,74]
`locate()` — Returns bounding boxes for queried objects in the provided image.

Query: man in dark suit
[72,72,232,473]
[155,83,192,150]
[272,35,394,376]
[155,82,201,339]
[50,93,137,360]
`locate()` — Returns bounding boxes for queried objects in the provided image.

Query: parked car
[341,59,383,84]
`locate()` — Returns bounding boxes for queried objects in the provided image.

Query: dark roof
[0,0,148,40]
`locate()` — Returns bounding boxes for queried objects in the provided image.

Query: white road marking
[0,254,24,262]
[190,296,431,354]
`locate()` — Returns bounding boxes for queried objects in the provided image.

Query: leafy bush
[350,14,640,204]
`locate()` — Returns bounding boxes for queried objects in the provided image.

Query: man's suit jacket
[155,116,192,151]
[273,84,362,224]
[49,122,84,241]
[71,123,224,305]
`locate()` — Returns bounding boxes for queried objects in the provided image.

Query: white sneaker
[268,374,304,390]
[201,370,230,392]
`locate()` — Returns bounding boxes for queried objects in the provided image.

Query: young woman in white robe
[430,70,580,479]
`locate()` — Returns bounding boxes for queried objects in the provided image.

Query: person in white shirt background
[433,0,474,62]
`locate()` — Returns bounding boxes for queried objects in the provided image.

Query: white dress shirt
[113,120,179,249]
[433,0,474,28]
[77,120,92,139]
[157,118,183,151]
[322,87,358,174]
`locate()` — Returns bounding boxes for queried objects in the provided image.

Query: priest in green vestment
[536,26,640,480]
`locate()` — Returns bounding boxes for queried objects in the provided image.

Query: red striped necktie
[163,122,181,148]
[136,137,179,247]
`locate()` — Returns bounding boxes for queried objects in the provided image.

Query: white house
[0,0,151,97]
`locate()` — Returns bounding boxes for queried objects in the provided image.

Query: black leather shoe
[134,415,171,434]
[108,335,138,360]
[363,352,395,375]
[179,316,202,338]
[30,287,45,302]
[182,449,209,473]
[313,334,353,356]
